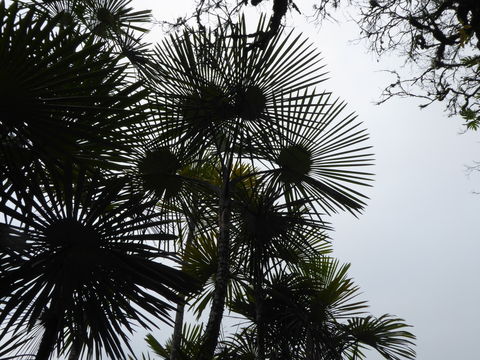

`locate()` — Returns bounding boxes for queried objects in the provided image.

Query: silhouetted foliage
[185,0,480,129]
[0,1,416,360]
[315,0,480,130]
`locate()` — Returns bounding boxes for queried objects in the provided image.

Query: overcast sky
[126,1,480,359]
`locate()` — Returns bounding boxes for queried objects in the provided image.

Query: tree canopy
[180,0,480,130]
[0,1,416,360]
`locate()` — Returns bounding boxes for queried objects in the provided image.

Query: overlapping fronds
[0,162,197,360]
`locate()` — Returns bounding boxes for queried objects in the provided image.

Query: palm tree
[0,2,196,359]
[139,251,415,360]
[0,161,196,360]
[0,0,148,174]
[138,16,373,360]
[23,0,152,40]
[225,255,415,360]
[0,2,416,360]
[231,182,329,360]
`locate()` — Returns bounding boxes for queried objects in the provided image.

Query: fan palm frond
[83,0,152,37]
[228,256,414,360]
[217,328,257,360]
[143,16,326,153]
[146,323,204,360]
[260,93,374,215]
[141,16,372,218]
[0,162,197,360]
[24,0,81,26]
[345,315,416,360]
[25,0,152,37]
[232,182,330,273]
[124,135,204,201]
[0,2,147,173]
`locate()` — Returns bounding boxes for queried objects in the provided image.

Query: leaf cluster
[0,2,415,360]
[184,0,480,129]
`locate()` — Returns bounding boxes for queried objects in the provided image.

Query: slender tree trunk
[67,337,82,360]
[36,321,57,360]
[197,183,231,360]
[253,279,265,360]
[253,249,265,360]
[171,301,186,360]
[171,221,196,360]
[36,299,61,360]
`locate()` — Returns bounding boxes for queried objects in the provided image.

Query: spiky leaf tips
[147,17,373,217]
[138,15,377,360]
[265,94,374,215]
[226,256,416,360]
[0,162,196,360]
[0,1,416,359]
[26,0,152,37]
[83,0,152,38]
[0,1,147,172]
[145,16,328,150]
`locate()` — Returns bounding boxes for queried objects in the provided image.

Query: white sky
[131,1,480,360]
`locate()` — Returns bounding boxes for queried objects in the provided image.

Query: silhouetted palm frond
[0,2,147,174]
[228,256,415,360]
[344,315,416,360]
[260,93,374,215]
[0,162,197,360]
[141,16,325,154]
[146,323,204,360]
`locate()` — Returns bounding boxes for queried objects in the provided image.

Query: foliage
[0,1,415,360]
[328,0,480,129]
[0,1,146,168]
[222,256,415,360]
[183,0,480,130]
[0,162,195,360]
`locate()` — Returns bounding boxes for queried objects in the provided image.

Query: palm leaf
[345,315,416,360]
[0,162,197,360]
[0,1,148,175]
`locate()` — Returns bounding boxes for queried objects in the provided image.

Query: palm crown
[0,1,415,360]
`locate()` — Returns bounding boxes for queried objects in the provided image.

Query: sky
[128,1,480,359]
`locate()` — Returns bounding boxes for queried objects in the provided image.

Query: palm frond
[0,1,148,174]
[259,93,374,215]
[83,0,152,36]
[146,323,204,360]
[0,162,197,360]
[142,16,326,154]
[345,315,416,360]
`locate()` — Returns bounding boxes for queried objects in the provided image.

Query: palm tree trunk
[67,338,82,360]
[253,251,265,360]
[171,301,186,360]
[36,322,57,360]
[197,183,231,360]
[254,280,265,360]
[171,220,196,360]
[36,300,61,360]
